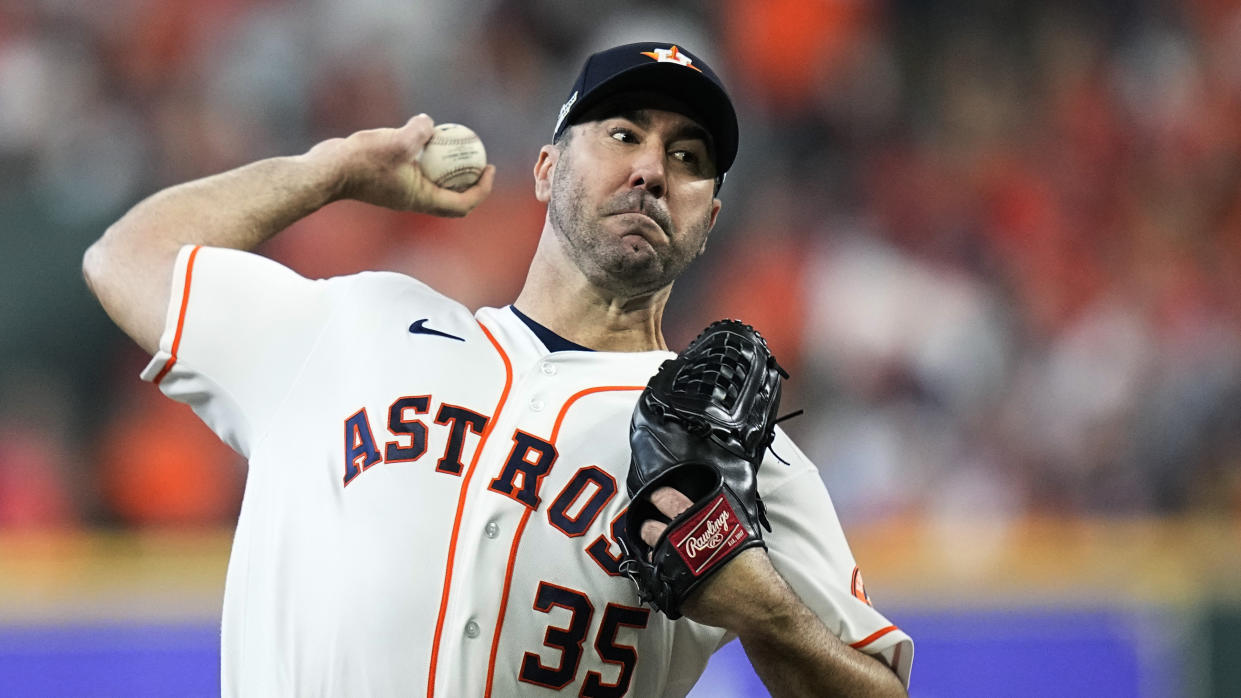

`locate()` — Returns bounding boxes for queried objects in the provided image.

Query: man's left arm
[693,549,906,697]
[640,488,908,698]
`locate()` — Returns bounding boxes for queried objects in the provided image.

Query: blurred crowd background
[3,0,1240,531]
[4,0,1241,695]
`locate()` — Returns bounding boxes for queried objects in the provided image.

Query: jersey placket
[430,342,563,696]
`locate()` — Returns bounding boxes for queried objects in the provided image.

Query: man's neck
[513,232,672,352]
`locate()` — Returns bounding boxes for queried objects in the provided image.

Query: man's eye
[672,150,707,174]
[610,129,637,143]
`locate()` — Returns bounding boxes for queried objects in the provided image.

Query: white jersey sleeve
[140,245,343,456]
[758,427,915,687]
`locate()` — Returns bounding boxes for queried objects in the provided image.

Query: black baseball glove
[619,319,788,619]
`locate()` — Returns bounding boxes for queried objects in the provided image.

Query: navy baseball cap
[553,42,739,189]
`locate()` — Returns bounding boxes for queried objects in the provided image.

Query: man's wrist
[681,549,803,637]
[297,139,356,205]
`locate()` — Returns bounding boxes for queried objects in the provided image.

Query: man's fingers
[400,113,435,147]
[468,164,497,199]
[650,486,693,519]
[639,486,695,548]
[640,519,666,548]
[422,164,495,217]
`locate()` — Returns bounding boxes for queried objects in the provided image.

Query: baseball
[419,123,487,192]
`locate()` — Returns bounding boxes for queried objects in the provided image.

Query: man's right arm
[82,114,495,355]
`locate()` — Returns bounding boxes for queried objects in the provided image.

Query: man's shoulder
[344,268,439,292]
[337,269,473,315]
[190,248,465,314]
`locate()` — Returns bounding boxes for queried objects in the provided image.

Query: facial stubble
[547,146,714,297]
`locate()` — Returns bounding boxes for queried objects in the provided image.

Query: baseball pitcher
[84,42,913,697]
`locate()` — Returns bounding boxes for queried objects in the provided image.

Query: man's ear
[533,145,559,203]
[700,198,723,254]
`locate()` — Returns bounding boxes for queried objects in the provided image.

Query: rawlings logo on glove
[672,495,747,573]
[618,319,788,619]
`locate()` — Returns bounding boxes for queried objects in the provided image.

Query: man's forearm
[738,596,907,698]
[685,551,906,698]
[107,154,340,256]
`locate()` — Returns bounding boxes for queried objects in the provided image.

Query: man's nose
[627,142,667,198]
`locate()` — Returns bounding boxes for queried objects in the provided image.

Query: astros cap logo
[639,45,702,72]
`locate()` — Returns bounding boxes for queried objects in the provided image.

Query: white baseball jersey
[141,245,913,697]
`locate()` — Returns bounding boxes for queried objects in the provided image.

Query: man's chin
[595,252,668,294]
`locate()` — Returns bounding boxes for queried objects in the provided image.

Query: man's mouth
[611,214,668,250]
[614,210,663,229]
[607,198,671,239]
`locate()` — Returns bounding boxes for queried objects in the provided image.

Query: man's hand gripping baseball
[306,113,495,217]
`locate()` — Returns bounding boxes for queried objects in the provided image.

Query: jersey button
[465,620,480,639]
[529,398,544,412]
[540,362,557,376]
[485,521,500,539]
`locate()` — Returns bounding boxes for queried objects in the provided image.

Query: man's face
[540,108,722,297]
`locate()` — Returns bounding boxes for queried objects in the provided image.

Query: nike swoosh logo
[409,318,465,342]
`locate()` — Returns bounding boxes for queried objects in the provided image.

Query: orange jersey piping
[152,245,202,385]
[850,624,900,650]
[426,321,514,697]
